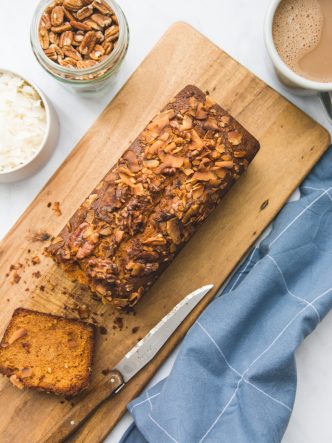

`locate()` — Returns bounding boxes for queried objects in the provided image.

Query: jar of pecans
[30,0,129,92]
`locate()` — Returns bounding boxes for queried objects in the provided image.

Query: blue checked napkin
[120,146,332,443]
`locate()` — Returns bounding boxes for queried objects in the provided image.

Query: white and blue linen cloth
[120,146,332,443]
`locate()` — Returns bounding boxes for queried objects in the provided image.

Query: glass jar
[30,0,129,93]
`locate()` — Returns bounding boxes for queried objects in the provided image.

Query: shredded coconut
[0,71,47,173]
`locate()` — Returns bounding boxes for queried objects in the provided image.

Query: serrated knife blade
[115,284,214,383]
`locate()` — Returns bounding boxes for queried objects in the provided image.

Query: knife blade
[115,283,214,384]
[56,284,213,441]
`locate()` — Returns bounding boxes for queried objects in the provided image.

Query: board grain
[0,22,330,443]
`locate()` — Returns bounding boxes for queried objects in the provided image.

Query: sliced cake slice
[0,308,95,396]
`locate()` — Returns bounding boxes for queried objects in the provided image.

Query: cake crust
[0,308,95,396]
[47,85,260,308]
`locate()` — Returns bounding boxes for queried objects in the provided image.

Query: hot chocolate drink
[273,0,332,83]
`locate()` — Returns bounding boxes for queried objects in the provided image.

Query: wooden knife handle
[44,370,124,443]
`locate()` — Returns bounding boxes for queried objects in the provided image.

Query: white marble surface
[1,1,332,442]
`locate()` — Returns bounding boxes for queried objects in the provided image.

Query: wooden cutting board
[0,22,330,443]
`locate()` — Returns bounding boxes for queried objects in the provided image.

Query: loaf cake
[0,308,95,396]
[47,85,260,308]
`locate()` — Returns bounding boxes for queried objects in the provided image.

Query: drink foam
[272,0,323,77]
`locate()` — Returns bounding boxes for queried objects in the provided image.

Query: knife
[55,284,213,441]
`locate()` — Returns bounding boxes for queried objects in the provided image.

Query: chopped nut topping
[215,161,234,169]
[47,86,259,307]
[17,367,33,379]
[228,131,243,145]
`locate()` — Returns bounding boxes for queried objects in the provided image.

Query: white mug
[264,0,332,123]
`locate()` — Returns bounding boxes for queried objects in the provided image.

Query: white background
[1,1,332,442]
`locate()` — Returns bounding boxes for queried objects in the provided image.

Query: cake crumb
[32,271,41,279]
[52,202,62,216]
[99,326,108,335]
[11,271,21,285]
[31,256,40,265]
[31,232,51,242]
[114,317,123,330]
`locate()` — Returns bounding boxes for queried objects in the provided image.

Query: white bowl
[0,68,59,183]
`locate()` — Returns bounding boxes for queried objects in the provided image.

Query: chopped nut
[17,367,33,379]
[166,219,181,244]
[228,131,242,146]
[89,44,105,60]
[8,328,27,345]
[221,115,230,125]
[74,31,85,42]
[44,45,58,61]
[233,150,247,158]
[49,31,60,45]
[76,5,94,20]
[126,261,145,277]
[190,130,204,150]
[183,168,194,176]
[203,117,219,130]
[157,154,185,171]
[195,103,208,120]
[41,12,52,30]
[59,30,74,46]
[39,27,50,49]
[215,144,225,153]
[92,0,113,14]
[204,95,215,109]
[192,171,217,181]
[63,0,84,11]
[180,115,193,130]
[102,41,113,55]
[83,18,101,30]
[192,184,205,199]
[143,159,159,168]
[215,161,234,169]
[63,7,76,21]
[51,6,65,27]
[104,25,119,41]
[123,150,141,172]
[70,20,91,31]
[142,234,166,245]
[115,230,124,243]
[95,30,104,42]
[9,374,24,390]
[51,23,72,33]
[79,30,97,55]
[40,0,119,66]
[59,57,78,67]
[214,168,227,179]
[63,45,82,60]
[91,13,112,27]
